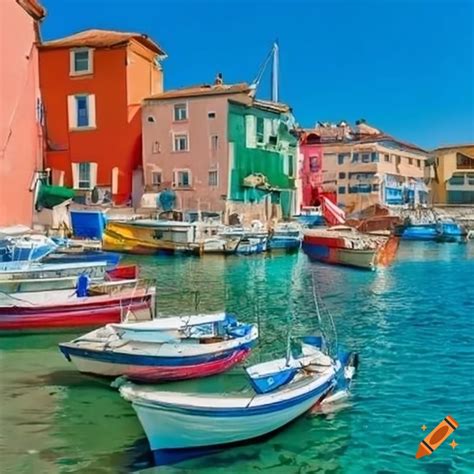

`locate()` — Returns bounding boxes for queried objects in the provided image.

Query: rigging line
[251,43,275,88]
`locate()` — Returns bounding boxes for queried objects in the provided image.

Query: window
[408,157,413,165]
[211,135,219,152]
[361,153,370,163]
[147,116,156,123]
[448,175,465,185]
[256,117,264,143]
[456,152,474,169]
[208,112,216,119]
[174,103,187,121]
[384,154,390,163]
[338,186,346,194]
[208,170,218,186]
[76,96,89,127]
[174,134,188,152]
[373,183,380,192]
[288,155,294,177]
[339,172,346,179]
[395,155,401,165]
[78,162,91,189]
[152,141,160,154]
[70,48,92,75]
[68,94,96,130]
[371,152,378,162]
[338,153,346,165]
[417,159,421,168]
[352,153,359,163]
[268,135,277,146]
[175,170,190,187]
[151,171,162,186]
[310,156,320,172]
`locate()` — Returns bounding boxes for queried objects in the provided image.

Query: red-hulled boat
[0,281,155,333]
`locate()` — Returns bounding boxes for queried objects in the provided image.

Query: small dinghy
[119,357,337,466]
[118,334,356,465]
[59,314,258,382]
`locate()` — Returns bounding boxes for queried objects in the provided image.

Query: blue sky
[41,0,473,149]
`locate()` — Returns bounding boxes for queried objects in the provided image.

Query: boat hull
[61,347,251,382]
[0,292,153,333]
[103,221,199,255]
[302,241,377,270]
[395,224,438,241]
[268,237,301,252]
[127,378,333,465]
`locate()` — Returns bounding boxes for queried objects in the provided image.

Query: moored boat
[43,250,121,267]
[0,261,108,281]
[0,280,155,333]
[119,358,337,465]
[0,234,57,262]
[268,223,302,252]
[435,219,467,243]
[302,226,399,270]
[58,314,258,382]
[103,220,201,254]
[0,264,138,293]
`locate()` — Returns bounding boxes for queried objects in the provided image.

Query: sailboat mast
[271,40,279,102]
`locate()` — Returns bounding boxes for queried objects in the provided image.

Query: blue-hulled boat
[268,223,302,252]
[0,235,57,262]
[294,206,324,228]
[43,250,121,267]
[435,219,467,243]
[395,223,438,241]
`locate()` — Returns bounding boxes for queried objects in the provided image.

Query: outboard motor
[76,273,90,297]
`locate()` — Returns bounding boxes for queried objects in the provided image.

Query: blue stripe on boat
[133,379,334,417]
[59,341,255,367]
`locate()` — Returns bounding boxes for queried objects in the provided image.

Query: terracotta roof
[17,0,45,20]
[146,83,251,100]
[40,29,166,56]
[433,143,474,152]
[253,99,290,114]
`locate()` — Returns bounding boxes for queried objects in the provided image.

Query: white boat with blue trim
[119,336,357,465]
[59,314,258,382]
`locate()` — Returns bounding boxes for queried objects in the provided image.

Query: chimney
[215,72,223,85]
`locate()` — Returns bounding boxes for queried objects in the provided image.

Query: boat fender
[75,273,90,297]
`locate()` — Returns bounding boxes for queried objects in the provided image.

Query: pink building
[0,0,45,227]
[142,83,252,213]
[299,131,325,207]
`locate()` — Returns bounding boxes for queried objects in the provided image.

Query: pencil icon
[416,415,459,459]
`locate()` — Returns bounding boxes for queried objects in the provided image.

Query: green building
[227,99,298,218]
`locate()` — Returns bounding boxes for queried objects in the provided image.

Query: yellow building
[430,144,474,204]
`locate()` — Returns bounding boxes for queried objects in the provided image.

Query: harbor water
[1,242,474,473]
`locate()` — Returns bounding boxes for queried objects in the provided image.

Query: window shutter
[88,94,96,128]
[71,162,79,189]
[264,118,271,144]
[245,115,256,148]
[90,162,98,188]
[67,95,76,129]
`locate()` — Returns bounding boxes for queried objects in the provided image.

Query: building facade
[298,131,325,207]
[142,82,298,221]
[0,0,45,226]
[38,29,166,205]
[311,122,429,214]
[429,144,474,204]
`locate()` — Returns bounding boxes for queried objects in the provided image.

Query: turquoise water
[1,243,474,473]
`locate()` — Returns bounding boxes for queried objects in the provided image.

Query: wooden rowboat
[0,280,155,333]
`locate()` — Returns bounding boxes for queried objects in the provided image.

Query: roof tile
[40,29,165,56]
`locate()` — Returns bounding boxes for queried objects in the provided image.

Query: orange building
[38,29,166,205]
